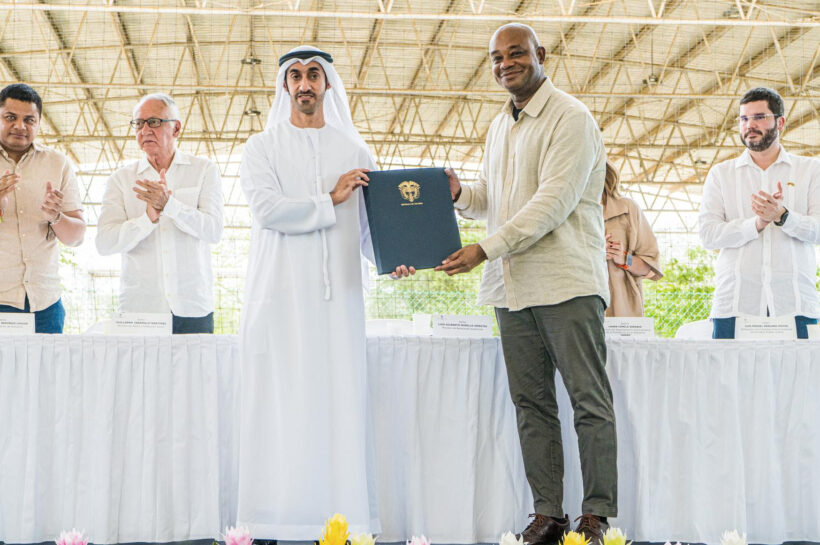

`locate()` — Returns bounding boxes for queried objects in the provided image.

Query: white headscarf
[266,45,368,152]
[265,45,374,300]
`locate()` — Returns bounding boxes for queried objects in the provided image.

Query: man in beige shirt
[437,24,616,544]
[0,84,85,333]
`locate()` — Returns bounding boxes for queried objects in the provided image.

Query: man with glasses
[699,87,820,339]
[0,83,85,333]
[96,93,223,333]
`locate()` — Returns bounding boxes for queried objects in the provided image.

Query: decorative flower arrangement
[499,531,524,545]
[407,535,431,545]
[602,527,631,545]
[720,530,747,545]
[320,513,350,545]
[351,532,376,545]
[561,531,591,545]
[56,529,88,545]
[224,526,252,545]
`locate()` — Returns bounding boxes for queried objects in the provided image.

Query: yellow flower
[602,528,630,545]
[319,513,349,545]
[561,531,590,545]
[351,533,375,545]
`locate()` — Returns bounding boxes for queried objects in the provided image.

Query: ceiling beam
[613,25,811,160]
[2,3,818,27]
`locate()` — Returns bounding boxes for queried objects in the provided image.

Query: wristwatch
[616,252,633,271]
[774,207,789,226]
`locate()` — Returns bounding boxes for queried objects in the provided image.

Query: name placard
[412,313,433,335]
[107,313,172,336]
[735,316,796,340]
[432,315,493,338]
[604,317,655,339]
[0,313,35,334]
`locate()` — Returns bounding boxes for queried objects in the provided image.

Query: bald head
[489,23,546,105]
[490,23,541,51]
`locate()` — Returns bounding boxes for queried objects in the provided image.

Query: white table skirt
[1,336,819,544]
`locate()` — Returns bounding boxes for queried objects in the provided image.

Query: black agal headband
[278,49,334,66]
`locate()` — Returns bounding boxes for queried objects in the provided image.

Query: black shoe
[516,513,571,545]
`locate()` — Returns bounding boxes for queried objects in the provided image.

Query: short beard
[741,126,778,152]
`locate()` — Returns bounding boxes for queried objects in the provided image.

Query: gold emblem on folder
[398,180,421,203]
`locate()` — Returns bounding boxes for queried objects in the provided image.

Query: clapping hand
[751,181,785,226]
[40,181,63,223]
[0,170,20,217]
[134,168,172,222]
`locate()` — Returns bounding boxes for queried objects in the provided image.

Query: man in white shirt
[699,87,820,339]
[437,25,615,544]
[96,93,223,333]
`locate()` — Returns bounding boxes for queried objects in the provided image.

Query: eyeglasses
[736,113,779,124]
[129,117,177,129]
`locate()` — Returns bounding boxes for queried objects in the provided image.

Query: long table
[1,336,818,544]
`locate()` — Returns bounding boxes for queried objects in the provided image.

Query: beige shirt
[0,142,82,311]
[456,78,609,311]
[603,195,662,317]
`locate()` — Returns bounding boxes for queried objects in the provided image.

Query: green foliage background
[642,247,715,338]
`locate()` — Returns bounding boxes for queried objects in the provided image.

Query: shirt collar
[603,194,630,221]
[503,77,554,120]
[137,149,189,174]
[0,141,44,163]
[735,144,792,169]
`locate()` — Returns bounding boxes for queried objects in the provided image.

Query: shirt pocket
[781,180,804,214]
[173,187,200,208]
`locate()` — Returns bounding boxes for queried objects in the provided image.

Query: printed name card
[107,313,173,336]
[0,313,35,334]
[432,315,493,338]
[604,317,655,339]
[735,316,796,340]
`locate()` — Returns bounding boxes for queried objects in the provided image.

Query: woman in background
[602,160,663,316]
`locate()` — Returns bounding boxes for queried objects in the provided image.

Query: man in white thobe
[237,46,407,539]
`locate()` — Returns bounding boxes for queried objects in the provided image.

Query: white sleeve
[240,135,336,234]
[780,169,820,243]
[95,172,157,255]
[698,168,759,250]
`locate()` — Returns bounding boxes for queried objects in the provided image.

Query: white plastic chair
[674,319,712,339]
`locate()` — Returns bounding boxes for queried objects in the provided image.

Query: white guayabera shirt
[699,146,820,319]
[96,151,224,317]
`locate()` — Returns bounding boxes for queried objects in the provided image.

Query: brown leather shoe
[516,513,570,545]
[574,514,609,545]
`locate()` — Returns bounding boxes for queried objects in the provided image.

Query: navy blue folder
[362,168,463,275]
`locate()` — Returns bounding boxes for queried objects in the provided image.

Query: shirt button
[19,210,23,214]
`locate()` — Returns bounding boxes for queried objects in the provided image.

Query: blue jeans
[0,297,65,334]
[172,312,214,334]
[712,315,818,339]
